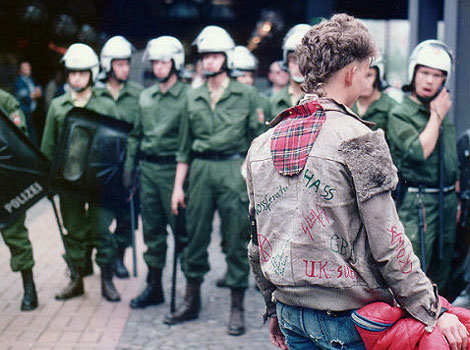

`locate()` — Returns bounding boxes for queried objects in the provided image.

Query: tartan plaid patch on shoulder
[270,101,326,176]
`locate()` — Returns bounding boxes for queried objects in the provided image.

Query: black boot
[83,247,94,277]
[114,245,130,279]
[20,269,38,311]
[101,264,121,302]
[55,267,84,300]
[215,271,228,288]
[228,288,245,336]
[163,282,200,325]
[130,268,164,309]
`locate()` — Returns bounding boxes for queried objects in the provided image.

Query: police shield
[48,108,132,208]
[0,110,49,229]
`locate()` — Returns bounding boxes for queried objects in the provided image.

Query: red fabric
[354,297,470,350]
[270,101,326,176]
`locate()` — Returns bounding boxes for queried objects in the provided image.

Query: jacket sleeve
[176,97,191,164]
[246,150,277,321]
[387,108,425,165]
[340,130,440,328]
[40,102,58,161]
[124,98,143,174]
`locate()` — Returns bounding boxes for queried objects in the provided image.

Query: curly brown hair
[296,14,376,96]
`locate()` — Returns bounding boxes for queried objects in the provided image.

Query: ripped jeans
[276,302,365,350]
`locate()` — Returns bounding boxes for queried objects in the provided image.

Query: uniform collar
[151,80,184,98]
[403,95,429,115]
[60,89,98,107]
[193,78,243,103]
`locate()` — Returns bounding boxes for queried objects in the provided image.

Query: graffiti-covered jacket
[246,98,440,328]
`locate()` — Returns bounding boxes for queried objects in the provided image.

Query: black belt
[192,152,243,161]
[408,185,455,194]
[140,152,176,164]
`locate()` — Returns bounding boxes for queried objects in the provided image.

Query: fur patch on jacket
[339,130,398,202]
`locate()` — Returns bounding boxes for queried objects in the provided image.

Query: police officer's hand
[123,171,132,188]
[269,317,287,349]
[431,87,452,124]
[437,312,469,350]
[171,186,185,215]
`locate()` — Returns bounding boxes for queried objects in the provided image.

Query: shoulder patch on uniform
[339,130,398,202]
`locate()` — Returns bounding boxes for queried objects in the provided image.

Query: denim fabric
[276,302,365,350]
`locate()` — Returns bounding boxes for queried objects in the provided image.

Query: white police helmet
[408,40,453,85]
[194,25,235,69]
[282,24,311,68]
[232,46,258,71]
[62,43,100,82]
[100,36,133,74]
[143,36,185,71]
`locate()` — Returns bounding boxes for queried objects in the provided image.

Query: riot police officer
[270,24,310,118]
[214,45,271,288]
[96,36,143,279]
[387,40,459,297]
[231,45,271,132]
[353,55,397,134]
[0,88,38,311]
[41,43,121,302]
[124,36,189,309]
[165,25,262,335]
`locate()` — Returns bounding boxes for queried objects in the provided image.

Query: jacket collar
[150,80,185,98]
[193,78,243,104]
[269,97,375,129]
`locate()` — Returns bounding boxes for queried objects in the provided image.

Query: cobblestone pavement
[0,197,275,350]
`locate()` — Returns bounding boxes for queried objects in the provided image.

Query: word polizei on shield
[0,110,49,229]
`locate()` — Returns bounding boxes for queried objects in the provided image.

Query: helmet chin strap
[415,81,446,105]
[71,86,88,93]
[155,62,177,83]
[202,55,228,78]
[109,69,128,84]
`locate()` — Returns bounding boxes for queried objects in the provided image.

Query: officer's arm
[124,103,143,174]
[246,150,277,322]
[172,98,191,215]
[387,109,425,164]
[40,102,58,160]
[247,89,264,140]
[340,130,440,329]
[176,97,191,165]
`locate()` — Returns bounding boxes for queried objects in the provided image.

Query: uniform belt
[192,152,243,161]
[140,152,176,164]
[408,185,455,194]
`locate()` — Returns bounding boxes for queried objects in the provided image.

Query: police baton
[49,195,77,279]
[129,192,137,277]
[171,207,187,313]
[438,126,444,260]
[417,187,427,274]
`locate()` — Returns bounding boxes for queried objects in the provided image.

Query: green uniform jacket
[387,96,459,186]
[125,80,189,173]
[95,81,143,125]
[269,85,302,121]
[177,79,261,164]
[353,92,397,133]
[0,88,27,133]
[40,89,118,160]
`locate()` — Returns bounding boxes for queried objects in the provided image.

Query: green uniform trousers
[114,201,133,248]
[182,157,250,289]
[1,214,34,272]
[140,161,187,269]
[398,190,458,292]
[59,195,116,269]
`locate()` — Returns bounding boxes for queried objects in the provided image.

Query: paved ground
[0,197,275,350]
